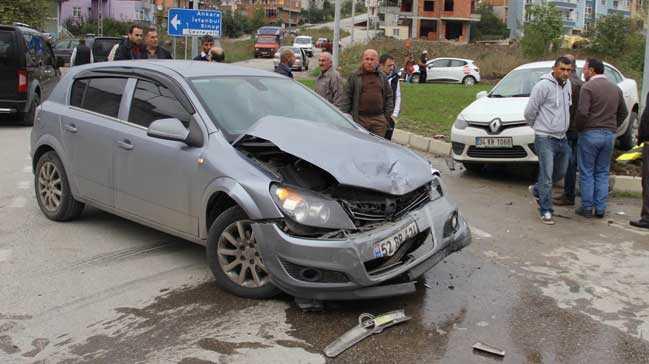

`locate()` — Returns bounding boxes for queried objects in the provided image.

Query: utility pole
[98,0,103,36]
[351,0,355,44]
[333,0,341,68]
[642,25,649,113]
[191,0,199,59]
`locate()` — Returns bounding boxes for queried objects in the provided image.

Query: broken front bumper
[252,196,472,300]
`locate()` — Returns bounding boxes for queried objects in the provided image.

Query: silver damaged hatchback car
[30,61,471,301]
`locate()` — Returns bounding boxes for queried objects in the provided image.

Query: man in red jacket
[630,93,649,229]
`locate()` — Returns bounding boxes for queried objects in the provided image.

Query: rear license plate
[373,222,418,258]
[475,137,513,148]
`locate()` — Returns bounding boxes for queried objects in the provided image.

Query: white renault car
[399,57,481,86]
[451,60,640,172]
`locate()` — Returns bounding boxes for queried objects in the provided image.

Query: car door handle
[63,123,77,133]
[117,139,134,151]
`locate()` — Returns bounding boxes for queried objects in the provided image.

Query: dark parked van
[91,36,121,62]
[0,24,61,125]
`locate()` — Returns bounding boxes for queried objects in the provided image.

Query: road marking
[18,181,31,189]
[471,226,492,239]
[607,221,649,237]
[7,196,26,208]
[0,249,11,263]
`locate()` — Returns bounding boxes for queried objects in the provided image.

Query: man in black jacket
[274,48,294,79]
[144,28,172,59]
[114,24,145,60]
[630,94,649,229]
[193,35,214,61]
[380,53,400,140]
[70,38,92,66]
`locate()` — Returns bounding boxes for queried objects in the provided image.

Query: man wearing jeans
[576,58,628,218]
[524,56,573,224]
[554,54,583,206]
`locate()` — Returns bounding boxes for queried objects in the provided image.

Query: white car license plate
[373,222,418,258]
[475,137,513,148]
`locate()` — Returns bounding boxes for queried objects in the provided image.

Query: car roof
[431,57,474,63]
[514,60,614,71]
[296,35,311,39]
[69,60,284,79]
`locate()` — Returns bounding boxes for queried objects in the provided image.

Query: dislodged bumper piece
[252,196,472,300]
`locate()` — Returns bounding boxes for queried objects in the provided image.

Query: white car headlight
[454,115,468,130]
[270,184,355,230]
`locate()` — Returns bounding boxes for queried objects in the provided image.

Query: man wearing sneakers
[524,56,573,224]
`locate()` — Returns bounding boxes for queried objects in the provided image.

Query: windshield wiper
[510,93,530,97]
[489,94,504,98]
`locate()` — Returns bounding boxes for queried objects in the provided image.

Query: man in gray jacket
[315,52,344,108]
[524,56,573,225]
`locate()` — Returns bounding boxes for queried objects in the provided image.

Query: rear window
[450,60,467,67]
[93,39,119,57]
[70,77,126,118]
[0,31,14,59]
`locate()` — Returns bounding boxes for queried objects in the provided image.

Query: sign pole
[642,25,649,113]
[333,0,341,69]
[184,36,188,60]
[191,0,199,59]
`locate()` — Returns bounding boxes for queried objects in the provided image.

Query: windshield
[191,77,354,137]
[295,38,311,44]
[256,36,276,44]
[489,68,551,98]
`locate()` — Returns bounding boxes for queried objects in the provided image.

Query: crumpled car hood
[235,116,433,195]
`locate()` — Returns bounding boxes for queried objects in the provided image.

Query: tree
[473,4,509,41]
[590,14,630,57]
[341,0,367,17]
[520,4,563,59]
[0,0,49,29]
[249,6,267,32]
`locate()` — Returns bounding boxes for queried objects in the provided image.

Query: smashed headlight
[270,184,356,230]
[430,177,444,201]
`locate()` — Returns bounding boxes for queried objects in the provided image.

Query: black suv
[0,24,62,125]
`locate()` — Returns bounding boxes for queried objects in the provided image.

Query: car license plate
[475,137,513,148]
[373,222,418,258]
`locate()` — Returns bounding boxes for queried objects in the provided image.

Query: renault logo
[489,118,502,134]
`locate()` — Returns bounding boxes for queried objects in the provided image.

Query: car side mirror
[476,91,488,99]
[147,118,190,144]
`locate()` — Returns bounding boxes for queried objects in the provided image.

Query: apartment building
[380,0,481,43]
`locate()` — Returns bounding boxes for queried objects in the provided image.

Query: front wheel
[206,206,280,299]
[618,112,639,151]
[35,151,85,221]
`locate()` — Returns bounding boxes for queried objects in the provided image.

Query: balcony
[549,1,578,9]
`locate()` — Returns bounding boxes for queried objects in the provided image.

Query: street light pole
[351,0,355,44]
[333,0,341,68]
[191,0,199,59]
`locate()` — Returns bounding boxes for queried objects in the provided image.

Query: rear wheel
[618,111,639,151]
[206,206,280,299]
[462,76,476,86]
[19,94,39,126]
[35,151,85,221]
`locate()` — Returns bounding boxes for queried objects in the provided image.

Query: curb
[391,128,643,194]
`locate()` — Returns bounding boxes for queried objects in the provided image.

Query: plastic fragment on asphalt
[473,342,506,357]
[323,310,411,358]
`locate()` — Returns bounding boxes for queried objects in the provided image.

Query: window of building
[392,28,400,36]
[600,0,605,5]
[613,0,618,8]
[586,6,592,16]
[75,78,127,118]
[128,80,191,128]
[424,1,435,11]
[73,7,81,18]
[444,0,453,11]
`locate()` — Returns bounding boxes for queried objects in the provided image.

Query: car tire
[618,111,639,151]
[35,151,85,221]
[19,94,40,127]
[463,163,485,174]
[462,76,476,87]
[206,205,281,299]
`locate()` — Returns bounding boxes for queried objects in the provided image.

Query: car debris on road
[473,342,506,357]
[324,310,411,357]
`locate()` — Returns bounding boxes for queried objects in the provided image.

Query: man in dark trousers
[144,28,172,59]
[630,94,649,229]
[380,53,400,140]
[341,49,394,138]
[575,58,628,218]
[555,54,583,206]
[274,48,295,79]
[193,35,215,61]
[114,24,145,60]
[418,50,428,84]
[70,38,92,66]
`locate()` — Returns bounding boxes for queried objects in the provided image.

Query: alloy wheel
[217,220,271,288]
[38,161,62,212]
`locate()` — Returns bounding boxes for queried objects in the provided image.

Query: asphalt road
[2,120,649,363]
